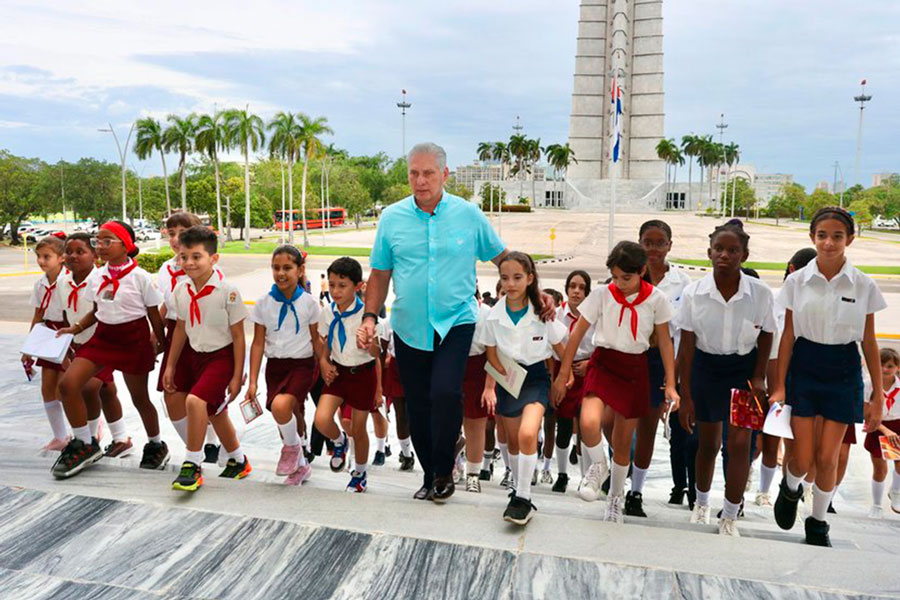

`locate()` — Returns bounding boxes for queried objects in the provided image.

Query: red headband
[100,222,137,253]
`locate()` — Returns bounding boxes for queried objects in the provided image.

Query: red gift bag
[730,388,765,431]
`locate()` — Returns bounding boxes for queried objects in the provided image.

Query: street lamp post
[396,89,412,158]
[853,80,872,187]
[131,164,146,223]
[99,122,135,221]
[833,161,846,208]
[715,113,728,215]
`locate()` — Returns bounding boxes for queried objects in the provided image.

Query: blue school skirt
[690,348,757,423]
[647,347,665,409]
[787,337,863,424]
[496,361,550,418]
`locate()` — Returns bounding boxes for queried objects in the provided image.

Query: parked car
[873,216,899,230]
[135,228,161,241]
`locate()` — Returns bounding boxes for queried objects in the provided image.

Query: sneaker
[479,467,492,481]
[601,474,611,496]
[624,491,647,517]
[384,444,392,458]
[804,516,831,547]
[330,435,347,472]
[398,452,415,472]
[578,463,606,502]
[103,437,134,458]
[172,462,203,491]
[827,501,837,514]
[51,438,103,479]
[531,470,538,486]
[868,505,884,519]
[605,493,624,523]
[774,478,803,530]
[500,468,513,489]
[42,437,70,453]
[203,443,220,464]
[373,450,386,466]
[455,454,466,482]
[755,492,772,507]
[690,504,711,525]
[668,486,686,505]
[889,491,900,514]
[718,517,740,537]
[540,469,554,485]
[466,473,481,493]
[285,464,312,486]
[346,469,367,493]
[140,441,170,470]
[276,444,302,476]
[303,447,315,465]
[503,494,537,526]
[219,456,252,479]
[552,473,569,493]
[569,445,578,465]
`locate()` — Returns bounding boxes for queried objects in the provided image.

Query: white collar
[696,271,751,305]
[187,269,224,293]
[802,259,854,285]
[488,297,537,329]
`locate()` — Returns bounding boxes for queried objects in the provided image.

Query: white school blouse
[480,299,566,366]
[655,265,693,351]
[250,290,319,359]
[556,305,596,361]
[469,302,490,357]
[173,276,248,353]
[30,272,66,322]
[378,318,396,357]
[677,272,776,356]
[318,299,373,367]
[56,267,102,344]
[157,257,188,318]
[864,375,900,421]
[769,289,787,361]
[579,284,673,354]
[780,260,886,345]
[85,262,162,325]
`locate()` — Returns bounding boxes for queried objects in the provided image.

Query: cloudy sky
[1,0,897,188]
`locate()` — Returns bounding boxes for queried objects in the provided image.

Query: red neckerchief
[97,260,137,298]
[565,309,579,333]
[887,386,899,413]
[187,283,216,326]
[38,281,57,312]
[68,280,87,312]
[608,280,654,341]
[167,263,185,290]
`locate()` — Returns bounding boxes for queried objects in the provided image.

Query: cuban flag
[610,73,623,164]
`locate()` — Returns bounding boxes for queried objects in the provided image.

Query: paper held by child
[730,388,766,431]
[484,351,527,399]
[879,436,900,461]
[763,402,794,439]
[21,323,74,364]
[240,396,262,424]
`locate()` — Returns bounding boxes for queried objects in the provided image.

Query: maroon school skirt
[156,319,176,392]
[322,360,377,412]
[863,420,900,458]
[583,347,650,419]
[382,356,404,400]
[35,320,69,371]
[76,318,155,375]
[463,354,489,419]
[174,344,234,416]
[265,356,315,411]
[843,423,857,445]
[558,372,586,420]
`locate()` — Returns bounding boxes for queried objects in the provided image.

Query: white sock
[722,498,741,520]
[509,453,519,489]
[811,484,833,521]
[759,463,777,495]
[88,418,101,438]
[72,424,91,444]
[542,456,552,472]
[467,461,481,475]
[354,462,367,475]
[297,451,309,468]
[892,469,900,493]
[586,441,606,466]
[872,479,886,507]
[228,445,245,463]
[631,465,648,494]
[399,436,412,456]
[149,434,162,444]
[206,424,219,444]
[171,417,188,444]
[499,442,510,470]
[696,485,711,507]
[299,435,309,450]
[581,441,595,469]
[278,415,302,447]
[43,400,70,440]
[517,452,538,500]
[482,451,492,471]
[376,436,386,453]
[785,467,806,492]
[185,450,204,465]
[331,432,345,446]
[556,444,569,475]
[108,417,128,442]
[610,461,628,497]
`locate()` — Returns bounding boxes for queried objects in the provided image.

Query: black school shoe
[399,452,415,472]
[668,486,686,505]
[51,438,103,479]
[601,474,611,496]
[552,473,569,493]
[774,478,803,530]
[503,494,537,526]
[373,450,386,466]
[804,516,832,547]
[140,441,170,470]
[479,465,493,481]
[203,443,220,464]
[625,491,648,517]
[569,445,578,465]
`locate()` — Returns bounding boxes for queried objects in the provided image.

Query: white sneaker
[718,517,740,537]
[465,473,481,493]
[868,505,884,519]
[754,492,772,507]
[578,463,605,502]
[690,504,711,524]
[889,491,900,514]
[540,469,554,485]
[605,493,625,523]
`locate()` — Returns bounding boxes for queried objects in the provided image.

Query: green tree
[267,111,304,242]
[681,134,703,209]
[848,199,873,231]
[479,182,506,211]
[65,158,121,224]
[0,151,44,243]
[655,138,676,206]
[224,108,265,249]
[544,142,577,207]
[803,188,834,219]
[195,111,228,234]
[382,182,411,206]
[163,114,197,211]
[508,134,529,202]
[134,117,172,215]
[296,114,333,247]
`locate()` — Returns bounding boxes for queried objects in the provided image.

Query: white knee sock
[758,463,777,494]
[376,436,386,453]
[185,449,204,465]
[482,451,492,471]
[585,442,606,467]
[278,415,301,447]
[696,485,711,507]
[542,456,552,471]
[631,465,648,494]
[467,461,481,475]
[786,467,806,492]
[581,441,595,468]
[399,436,412,456]
[872,479,886,507]
[72,424,91,444]
[610,461,628,497]
[509,453,519,489]
[228,445,245,463]
[517,452,537,500]
[108,417,128,442]
[354,462,367,475]
[171,417,188,444]
[892,469,900,493]
[556,444,569,475]
[499,442,510,470]
[811,484,833,521]
[88,418,101,439]
[43,400,70,440]
[722,498,741,520]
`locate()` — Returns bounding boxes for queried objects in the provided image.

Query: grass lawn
[672,258,900,275]
[219,241,371,256]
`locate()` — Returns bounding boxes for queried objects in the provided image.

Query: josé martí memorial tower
[565,0,667,211]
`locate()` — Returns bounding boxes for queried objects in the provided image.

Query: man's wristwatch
[362,312,379,324]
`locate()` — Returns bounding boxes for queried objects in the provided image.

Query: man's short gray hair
[408,142,447,171]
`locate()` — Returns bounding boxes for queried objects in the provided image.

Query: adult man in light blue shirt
[358,142,508,502]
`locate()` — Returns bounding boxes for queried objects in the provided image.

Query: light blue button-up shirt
[370,191,506,351]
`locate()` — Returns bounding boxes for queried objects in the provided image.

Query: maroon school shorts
[583,346,650,420]
[76,318,155,375]
[264,356,315,411]
[174,344,234,416]
[382,356,404,400]
[864,419,900,458]
[463,354,489,419]
[322,360,377,413]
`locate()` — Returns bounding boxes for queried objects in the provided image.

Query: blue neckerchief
[328,297,363,351]
[269,283,302,334]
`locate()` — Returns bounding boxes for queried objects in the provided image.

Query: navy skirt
[787,337,863,424]
[496,361,550,418]
[691,348,757,423]
[647,347,665,409]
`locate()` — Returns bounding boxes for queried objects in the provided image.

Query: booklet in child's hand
[730,388,765,431]
[484,351,527,399]
[879,436,900,460]
[763,402,793,439]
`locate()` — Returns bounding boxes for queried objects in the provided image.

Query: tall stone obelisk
[567,0,665,184]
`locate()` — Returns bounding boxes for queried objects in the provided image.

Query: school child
[57,233,130,456]
[770,207,886,545]
[677,221,774,536]
[482,252,568,525]
[379,318,415,470]
[554,242,678,524]
[461,293,492,493]
[246,245,319,485]
[629,220,692,516]
[23,234,71,450]
[53,221,169,478]
[864,348,900,517]
[319,273,330,305]
[535,287,563,487]
[163,226,250,491]
[314,257,382,493]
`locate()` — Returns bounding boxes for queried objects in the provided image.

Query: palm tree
[296,114,333,248]
[699,139,721,214]
[681,134,702,210]
[692,135,713,211]
[492,141,511,232]
[476,141,494,214]
[224,107,265,250]
[134,117,171,215]
[656,138,676,207]
[508,134,529,203]
[547,142,577,207]
[267,112,304,243]
[670,147,685,208]
[162,114,197,211]
[195,111,228,235]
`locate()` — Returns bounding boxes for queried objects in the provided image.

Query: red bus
[274,208,346,230]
